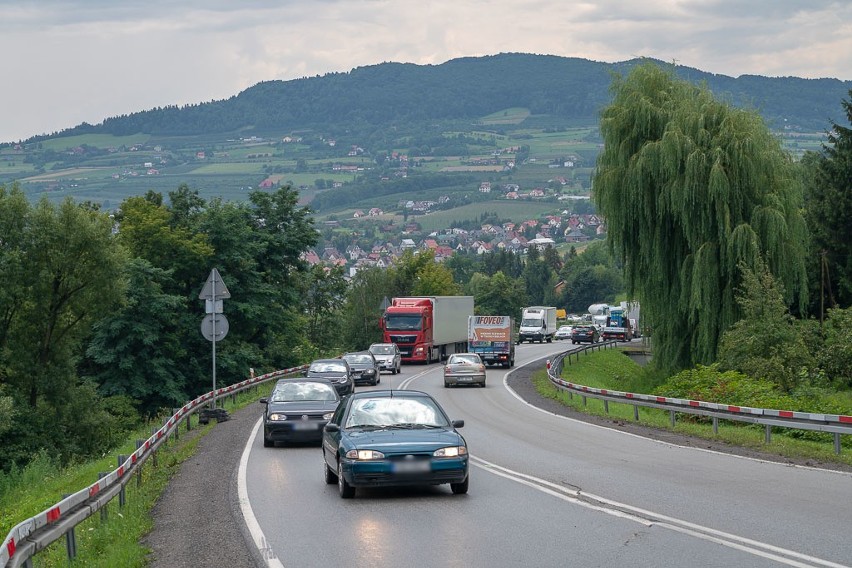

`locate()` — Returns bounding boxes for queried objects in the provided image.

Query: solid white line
[237,417,285,568]
[470,455,849,568]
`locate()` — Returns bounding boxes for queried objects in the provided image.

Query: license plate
[292,422,317,430]
[392,460,430,473]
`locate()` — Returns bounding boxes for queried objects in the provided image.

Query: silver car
[443,353,486,388]
[368,343,402,374]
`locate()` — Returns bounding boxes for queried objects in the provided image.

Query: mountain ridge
[20,53,852,144]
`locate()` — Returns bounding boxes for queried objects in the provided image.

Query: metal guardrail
[546,344,852,455]
[1,365,308,568]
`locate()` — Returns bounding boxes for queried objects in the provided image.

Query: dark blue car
[322,390,469,498]
[260,379,340,447]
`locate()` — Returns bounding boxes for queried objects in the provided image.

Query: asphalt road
[145,343,852,567]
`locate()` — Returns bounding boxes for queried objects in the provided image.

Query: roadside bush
[818,307,852,388]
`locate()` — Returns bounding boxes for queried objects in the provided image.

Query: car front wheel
[451,475,469,495]
[324,453,337,485]
[338,461,355,498]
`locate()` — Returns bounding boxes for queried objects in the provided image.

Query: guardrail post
[835,433,842,455]
[633,405,639,421]
[136,440,144,487]
[712,417,719,435]
[604,400,609,414]
[151,427,159,467]
[669,410,676,428]
[582,395,587,407]
[765,424,772,444]
[98,472,109,522]
[63,493,77,561]
[117,455,126,507]
[172,409,180,441]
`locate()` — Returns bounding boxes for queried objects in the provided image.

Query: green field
[415,200,560,231]
[479,107,532,125]
[38,133,152,151]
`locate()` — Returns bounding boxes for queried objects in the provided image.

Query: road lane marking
[238,417,285,568]
[471,455,848,568]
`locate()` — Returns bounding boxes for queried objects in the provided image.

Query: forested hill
[55,53,852,139]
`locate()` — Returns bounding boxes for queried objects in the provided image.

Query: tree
[594,63,809,373]
[803,90,852,308]
[302,264,348,352]
[342,268,392,349]
[717,261,814,392]
[469,271,528,316]
[83,259,189,417]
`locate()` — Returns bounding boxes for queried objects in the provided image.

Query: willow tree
[593,63,808,373]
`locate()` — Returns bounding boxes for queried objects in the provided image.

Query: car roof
[347,389,432,401]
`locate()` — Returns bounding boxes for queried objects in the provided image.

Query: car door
[323,399,347,467]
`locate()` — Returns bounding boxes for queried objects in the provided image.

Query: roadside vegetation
[533,348,852,467]
[0,382,275,566]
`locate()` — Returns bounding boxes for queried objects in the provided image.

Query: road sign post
[198,268,231,423]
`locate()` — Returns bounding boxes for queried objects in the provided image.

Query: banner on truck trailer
[468,315,512,342]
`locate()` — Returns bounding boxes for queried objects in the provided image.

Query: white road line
[238,417,285,568]
[471,455,848,568]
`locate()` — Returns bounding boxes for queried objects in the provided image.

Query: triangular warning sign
[198,268,231,300]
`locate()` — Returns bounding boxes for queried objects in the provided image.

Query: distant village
[302,212,605,277]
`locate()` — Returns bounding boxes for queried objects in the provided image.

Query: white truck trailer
[518,306,557,343]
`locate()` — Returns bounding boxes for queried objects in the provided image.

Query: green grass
[533,348,852,467]
[0,381,277,566]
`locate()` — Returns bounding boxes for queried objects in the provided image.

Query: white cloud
[1,0,851,142]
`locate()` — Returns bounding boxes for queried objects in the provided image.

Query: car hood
[344,428,463,450]
[267,401,339,413]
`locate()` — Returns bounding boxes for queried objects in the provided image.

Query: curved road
[237,343,852,568]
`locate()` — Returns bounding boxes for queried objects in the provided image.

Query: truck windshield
[385,315,423,331]
[520,318,542,327]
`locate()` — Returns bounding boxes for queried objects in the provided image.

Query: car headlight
[345,449,385,460]
[323,412,334,420]
[268,413,287,421]
[434,446,467,458]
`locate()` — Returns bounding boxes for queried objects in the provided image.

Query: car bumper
[331,383,354,396]
[265,421,327,443]
[444,373,486,386]
[353,373,377,385]
[341,457,468,487]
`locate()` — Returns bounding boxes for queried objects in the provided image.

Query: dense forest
[23,53,852,143]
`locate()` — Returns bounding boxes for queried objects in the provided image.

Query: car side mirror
[324,423,340,433]
[452,419,464,428]
[259,398,268,404]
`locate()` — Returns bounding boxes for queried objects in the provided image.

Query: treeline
[0,183,322,470]
[34,54,852,143]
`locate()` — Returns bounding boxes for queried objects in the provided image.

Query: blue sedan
[322,390,469,498]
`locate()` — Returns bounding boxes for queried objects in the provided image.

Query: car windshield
[309,362,347,373]
[344,354,373,365]
[370,345,394,355]
[271,382,337,402]
[448,354,481,365]
[345,397,449,429]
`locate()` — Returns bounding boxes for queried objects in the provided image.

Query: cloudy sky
[2,0,851,143]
